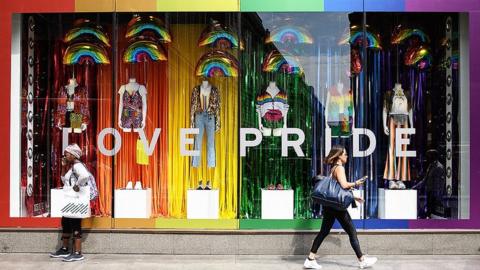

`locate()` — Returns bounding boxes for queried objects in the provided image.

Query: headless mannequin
[383,83,413,189]
[383,83,413,135]
[258,81,287,137]
[194,80,216,180]
[118,78,147,132]
[64,78,87,133]
[325,81,355,138]
[200,80,212,109]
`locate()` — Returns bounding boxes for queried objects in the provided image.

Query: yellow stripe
[81,217,112,229]
[75,0,115,12]
[116,0,157,11]
[157,0,239,11]
[113,218,156,228]
[155,218,238,229]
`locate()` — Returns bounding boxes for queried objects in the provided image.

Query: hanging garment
[55,85,90,129]
[119,84,147,129]
[190,85,221,131]
[326,86,354,137]
[256,88,289,129]
[383,115,411,181]
[136,139,149,165]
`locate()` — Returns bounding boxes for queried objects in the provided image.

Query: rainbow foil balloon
[126,16,171,43]
[64,27,111,47]
[392,28,430,45]
[262,49,304,75]
[195,50,239,77]
[404,45,431,69]
[123,40,167,63]
[198,30,243,50]
[63,43,110,65]
[265,26,314,45]
[339,26,381,49]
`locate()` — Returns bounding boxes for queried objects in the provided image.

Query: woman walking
[304,145,377,269]
[49,143,91,262]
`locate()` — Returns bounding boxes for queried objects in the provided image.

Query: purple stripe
[409,12,480,229]
[405,0,480,11]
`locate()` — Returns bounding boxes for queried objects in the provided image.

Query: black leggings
[310,207,363,258]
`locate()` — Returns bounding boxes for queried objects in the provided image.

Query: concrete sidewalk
[0,254,479,270]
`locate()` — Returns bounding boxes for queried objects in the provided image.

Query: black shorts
[61,217,82,237]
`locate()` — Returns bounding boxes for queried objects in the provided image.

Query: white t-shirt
[61,163,90,187]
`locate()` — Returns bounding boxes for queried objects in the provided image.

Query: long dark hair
[324,145,346,165]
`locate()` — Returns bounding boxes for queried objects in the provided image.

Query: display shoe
[196,180,204,190]
[303,258,322,269]
[204,180,211,190]
[125,181,133,190]
[397,181,406,189]
[358,255,377,269]
[276,183,284,190]
[388,180,398,190]
[134,181,143,190]
[267,184,275,190]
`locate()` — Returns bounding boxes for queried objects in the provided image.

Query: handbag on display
[60,186,91,218]
[311,166,354,210]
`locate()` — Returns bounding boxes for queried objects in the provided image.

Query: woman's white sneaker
[358,256,377,269]
[304,258,322,269]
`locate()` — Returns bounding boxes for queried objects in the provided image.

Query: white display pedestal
[261,189,294,219]
[187,189,219,219]
[50,188,64,217]
[114,188,152,218]
[378,188,417,219]
[347,189,364,220]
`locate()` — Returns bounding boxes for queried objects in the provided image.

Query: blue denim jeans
[192,112,216,168]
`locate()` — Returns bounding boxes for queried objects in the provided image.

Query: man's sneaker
[397,181,406,189]
[62,252,84,262]
[304,258,322,269]
[49,247,70,258]
[358,255,377,269]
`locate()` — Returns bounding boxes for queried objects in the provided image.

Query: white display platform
[114,188,152,218]
[347,189,364,220]
[50,188,64,217]
[261,189,294,219]
[378,188,417,219]
[187,189,219,219]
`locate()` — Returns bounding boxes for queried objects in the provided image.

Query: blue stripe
[324,0,363,11]
[364,0,405,11]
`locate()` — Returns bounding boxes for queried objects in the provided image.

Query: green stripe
[240,0,324,12]
[240,219,322,230]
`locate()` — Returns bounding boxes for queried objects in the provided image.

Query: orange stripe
[75,0,114,12]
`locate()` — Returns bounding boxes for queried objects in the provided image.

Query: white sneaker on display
[388,180,398,189]
[304,258,322,269]
[134,181,142,190]
[397,181,406,189]
[358,255,377,269]
[125,181,133,189]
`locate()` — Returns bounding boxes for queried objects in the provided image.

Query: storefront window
[10,10,470,225]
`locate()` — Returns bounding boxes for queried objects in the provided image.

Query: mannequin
[55,77,89,133]
[118,78,147,132]
[256,81,289,137]
[325,80,354,138]
[383,83,413,189]
[190,79,221,168]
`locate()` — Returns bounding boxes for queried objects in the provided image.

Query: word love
[61,127,416,158]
